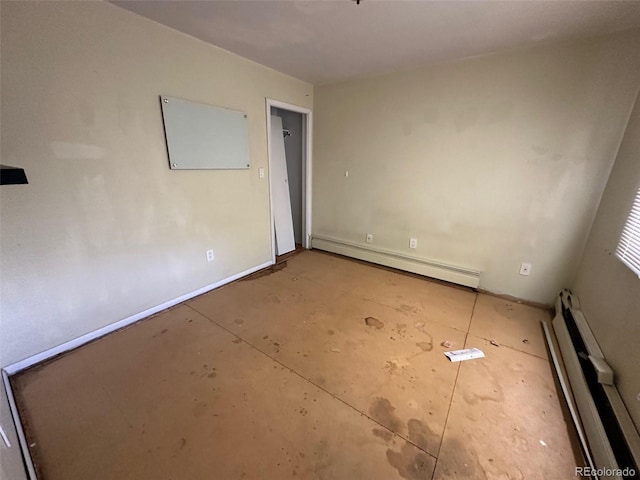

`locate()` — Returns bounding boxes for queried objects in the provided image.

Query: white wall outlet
[258,167,265,179]
[345,170,349,177]
[206,249,215,262]
[366,233,373,243]
[519,262,532,276]
[409,238,418,249]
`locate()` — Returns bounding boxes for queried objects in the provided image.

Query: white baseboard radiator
[544,290,640,480]
[310,235,480,289]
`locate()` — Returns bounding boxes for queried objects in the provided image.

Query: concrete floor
[12,251,583,479]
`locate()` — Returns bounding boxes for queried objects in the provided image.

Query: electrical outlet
[345,170,349,177]
[366,233,373,243]
[519,262,532,276]
[409,238,418,249]
[258,167,265,179]
[206,249,215,262]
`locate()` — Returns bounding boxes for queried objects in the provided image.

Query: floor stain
[232,338,243,344]
[327,329,335,336]
[462,363,504,405]
[372,428,394,442]
[234,319,244,325]
[241,262,287,280]
[384,357,410,375]
[386,444,434,480]
[369,397,402,432]
[395,323,408,338]
[384,361,399,375]
[407,419,438,452]
[365,317,384,329]
[508,430,530,453]
[151,328,169,339]
[416,341,432,352]
[192,402,208,417]
[412,322,433,348]
[494,302,516,319]
[199,365,217,379]
[312,439,331,476]
[436,436,487,479]
[369,401,439,478]
[400,304,419,314]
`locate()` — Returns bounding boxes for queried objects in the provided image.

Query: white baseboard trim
[311,235,480,288]
[2,370,37,479]
[1,260,273,480]
[3,260,273,376]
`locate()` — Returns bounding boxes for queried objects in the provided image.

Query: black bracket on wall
[0,165,28,185]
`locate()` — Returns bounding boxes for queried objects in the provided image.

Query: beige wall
[0,3,312,475]
[572,92,640,429]
[0,1,312,366]
[313,30,640,304]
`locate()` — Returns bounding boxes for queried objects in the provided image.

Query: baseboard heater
[545,290,640,480]
[310,235,480,288]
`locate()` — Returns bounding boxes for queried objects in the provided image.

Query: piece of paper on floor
[444,348,485,362]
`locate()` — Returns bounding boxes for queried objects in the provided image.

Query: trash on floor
[539,440,547,447]
[444,348,485,362]
[440,340,453,348]
[330,347,341,353]
[490,339,499,347]
[522,339,530,344]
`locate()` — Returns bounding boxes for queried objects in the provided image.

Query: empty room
[1,1,640,479]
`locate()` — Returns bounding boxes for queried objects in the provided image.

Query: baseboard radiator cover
[310,235,480,288]
[547,290,639,480]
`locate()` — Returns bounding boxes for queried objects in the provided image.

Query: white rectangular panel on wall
[160,95,250,170]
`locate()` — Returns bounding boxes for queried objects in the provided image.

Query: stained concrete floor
[12,251,583,479]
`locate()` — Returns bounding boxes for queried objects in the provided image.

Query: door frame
[266,98,313,263]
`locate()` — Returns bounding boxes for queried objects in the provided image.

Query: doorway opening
[266,99,312,265]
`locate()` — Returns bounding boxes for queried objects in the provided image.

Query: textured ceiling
[112,0,640,85]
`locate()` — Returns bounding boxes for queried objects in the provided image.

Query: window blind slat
[615,186,640,278]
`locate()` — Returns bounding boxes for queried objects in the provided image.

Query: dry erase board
[160,95,250,170]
